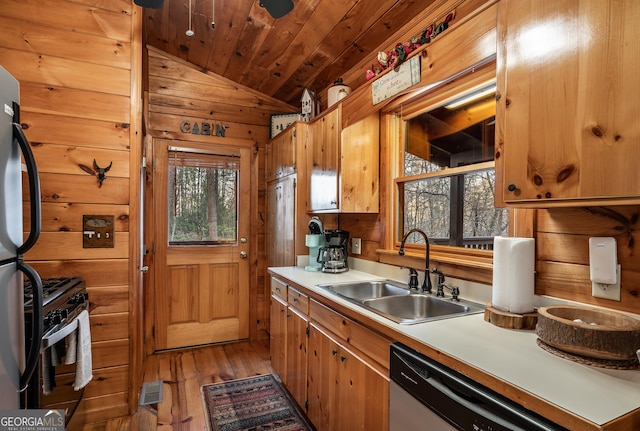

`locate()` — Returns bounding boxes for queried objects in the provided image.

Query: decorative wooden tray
[536,305,640,361]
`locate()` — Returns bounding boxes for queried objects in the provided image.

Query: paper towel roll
[492,237,535,314]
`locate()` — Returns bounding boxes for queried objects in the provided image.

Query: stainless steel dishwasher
[389,343,569,431]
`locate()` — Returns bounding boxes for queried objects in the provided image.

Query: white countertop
[268,266,640,427]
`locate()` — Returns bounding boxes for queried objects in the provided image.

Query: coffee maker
[317,230,349,273]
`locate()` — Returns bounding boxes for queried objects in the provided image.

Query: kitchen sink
[318,280,484,324]
[321,280,411,301]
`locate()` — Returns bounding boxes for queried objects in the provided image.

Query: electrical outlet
[351,238,362,255]
[592,264,621,301]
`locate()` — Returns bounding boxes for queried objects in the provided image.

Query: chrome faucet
[399,228,433,293]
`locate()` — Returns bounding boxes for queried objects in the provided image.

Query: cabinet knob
[507,184,517,192]
[340,356,347,362]
[332,349,338,356]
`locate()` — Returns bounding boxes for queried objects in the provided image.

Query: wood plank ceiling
[142,0,434,106]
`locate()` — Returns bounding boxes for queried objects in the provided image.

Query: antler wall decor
[93,159,112,187]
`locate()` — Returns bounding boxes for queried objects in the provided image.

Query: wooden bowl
[536,305,640,361]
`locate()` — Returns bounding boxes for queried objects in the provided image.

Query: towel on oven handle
[64,310,93,390]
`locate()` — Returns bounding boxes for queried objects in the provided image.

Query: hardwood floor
[90,337,275,431]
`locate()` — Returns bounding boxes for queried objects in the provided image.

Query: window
[167,148,239,245]
[396,80,508,249]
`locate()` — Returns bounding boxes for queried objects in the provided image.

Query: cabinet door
[307,324,340,430]
[499,0,640,205]
[286,307,308,410]
[308,323,389,431]
[266,176,296,267]
[266,126,296,181]
[308,107,340,211]
[269,295,287,382]
[336,346,389,431]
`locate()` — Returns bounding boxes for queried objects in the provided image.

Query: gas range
[24,276,88,341]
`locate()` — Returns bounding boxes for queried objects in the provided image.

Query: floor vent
[139,380,163,405]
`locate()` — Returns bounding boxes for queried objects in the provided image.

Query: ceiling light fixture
[186,0,194,37]
[444,83,496,109]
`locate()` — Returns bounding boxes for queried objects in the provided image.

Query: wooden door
[286,307,308,409]
[153,140,251,350]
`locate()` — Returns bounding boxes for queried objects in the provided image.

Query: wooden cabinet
[266,124,299,181]
[269,278,390,428]
[308,105,380,213]
[265,123,308,267]
[307,323,389,431]
[308,106,341,211]
[269,293,287,383]
[270,280,309,410]
[497,0,640,206]
[286,307,308,409]
[267,176,296,267]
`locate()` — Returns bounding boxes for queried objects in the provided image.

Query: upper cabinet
[308,105,380,213]
[266,124,300,182]
[496,0,640,207]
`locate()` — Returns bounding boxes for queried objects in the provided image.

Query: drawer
[310,298,390,369]
[287,286,309,314]
[271,277,287,301]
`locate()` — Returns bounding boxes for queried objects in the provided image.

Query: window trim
[378,61,511,284]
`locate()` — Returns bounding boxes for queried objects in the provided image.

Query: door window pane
[168,150,239,245]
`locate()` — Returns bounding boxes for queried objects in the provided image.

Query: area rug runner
[202,374,313,431]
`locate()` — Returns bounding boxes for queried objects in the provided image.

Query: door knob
[240,251,248,259]
[240,237,247,243]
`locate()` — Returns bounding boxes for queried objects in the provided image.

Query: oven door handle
[41,302,89,349]
[19,261,43,392]
[42,318,79,349]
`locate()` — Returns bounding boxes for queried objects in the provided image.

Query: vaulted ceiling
[142,0,434,106]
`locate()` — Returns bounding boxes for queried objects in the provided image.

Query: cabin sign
[180,120,226,137]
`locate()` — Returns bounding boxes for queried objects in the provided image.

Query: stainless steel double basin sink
[317,279,484,325]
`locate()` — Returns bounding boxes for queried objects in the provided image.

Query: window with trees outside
[397,80,509,249]
[167,149,239,245]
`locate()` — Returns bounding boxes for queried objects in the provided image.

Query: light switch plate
[592,264,621,301]
[351,238,362,255]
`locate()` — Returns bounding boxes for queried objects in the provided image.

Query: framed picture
[270,112,301,138]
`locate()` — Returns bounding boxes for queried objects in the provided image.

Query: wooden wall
[0,0,140,426]
[143,47,297,343]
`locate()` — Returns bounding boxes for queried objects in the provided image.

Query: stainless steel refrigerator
[0,65,43,410]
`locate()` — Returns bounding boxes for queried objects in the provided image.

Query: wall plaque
[371,55,421,105]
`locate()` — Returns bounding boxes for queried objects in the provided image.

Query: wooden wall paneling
[20,82,130,123]
[1,0,132,41]
[147,111,268,142]
[0,16,131,70]
[26,232,129,260]
[91,312,130,342]
[535,207,640,314]
[1,0,138,423]
[92,339,130,369]
[0,48,130,97]
[84,366,129,399]
[26,202,130,233]
[34,172,129,204]
[20,113,130,150]
[88,285,130,315]
[29,260,129,287]
[30,144,130,178]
